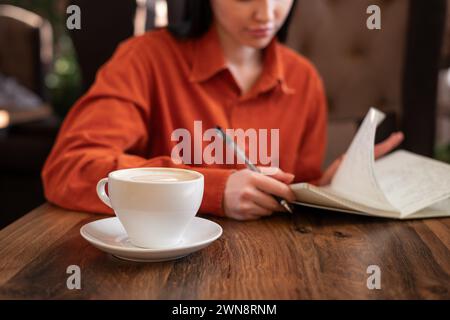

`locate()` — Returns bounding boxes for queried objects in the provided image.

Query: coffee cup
[96,167,204,248]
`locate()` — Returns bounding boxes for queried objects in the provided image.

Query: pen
[214,126,294,214]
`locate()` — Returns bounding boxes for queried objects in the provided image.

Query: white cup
[96,167,204,248]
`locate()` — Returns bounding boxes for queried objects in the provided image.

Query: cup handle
[96,178,112,208]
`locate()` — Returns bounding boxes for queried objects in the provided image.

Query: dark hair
[168,0,298,43]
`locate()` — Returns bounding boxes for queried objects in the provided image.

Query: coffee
[128,172,197,183]
[111,168,199,183]
[96,167,204,248]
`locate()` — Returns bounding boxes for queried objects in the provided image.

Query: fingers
[252,172,296,202]
[318,132,404,186]
[229,201,273,221]
[374,131,404,159]
[243,187,285,212]
[318,156,343,186]
[223,167,295,221]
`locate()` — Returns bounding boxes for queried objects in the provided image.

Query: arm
[42,39,232,216]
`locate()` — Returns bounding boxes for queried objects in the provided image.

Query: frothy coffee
[127,171,197,183]
[98,167,204,248]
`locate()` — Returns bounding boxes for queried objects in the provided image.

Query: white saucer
[80,217,223,262]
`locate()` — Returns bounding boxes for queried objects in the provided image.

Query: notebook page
[330,108,399,212]
[291,183,401,218]
[374,150,450,217]
[406,197,450,219]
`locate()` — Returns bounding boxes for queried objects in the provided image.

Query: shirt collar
[189,24,227,83]
[189,24,295,96]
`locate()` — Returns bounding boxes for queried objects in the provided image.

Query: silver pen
[215,126,294,214]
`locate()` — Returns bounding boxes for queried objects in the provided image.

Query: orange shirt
[42,25,328,217]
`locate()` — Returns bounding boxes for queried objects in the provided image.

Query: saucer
[80,217,222,262]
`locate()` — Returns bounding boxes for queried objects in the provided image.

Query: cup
[96,167,204,248]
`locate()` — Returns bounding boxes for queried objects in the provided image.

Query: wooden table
[0,203,449,299]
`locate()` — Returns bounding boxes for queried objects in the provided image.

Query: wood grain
[0,203,448,299]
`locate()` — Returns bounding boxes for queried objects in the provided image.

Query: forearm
[42,150,232,216]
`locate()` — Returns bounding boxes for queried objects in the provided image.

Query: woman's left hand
[318,131,405,186]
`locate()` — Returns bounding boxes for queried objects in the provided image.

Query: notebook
[290,108,450,219]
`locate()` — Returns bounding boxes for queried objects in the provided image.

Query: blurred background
[0,0,449,228]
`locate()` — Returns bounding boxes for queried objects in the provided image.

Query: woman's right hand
[223,167,296,221]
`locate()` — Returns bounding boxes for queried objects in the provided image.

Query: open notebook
[290,108,450,219]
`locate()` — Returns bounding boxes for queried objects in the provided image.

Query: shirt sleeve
[41,39,232,217]
[293,73,328,184]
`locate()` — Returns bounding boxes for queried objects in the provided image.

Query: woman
[42,0,403,221]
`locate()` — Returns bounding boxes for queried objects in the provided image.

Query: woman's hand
[318,131,405,186]
[223,167,296,221]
